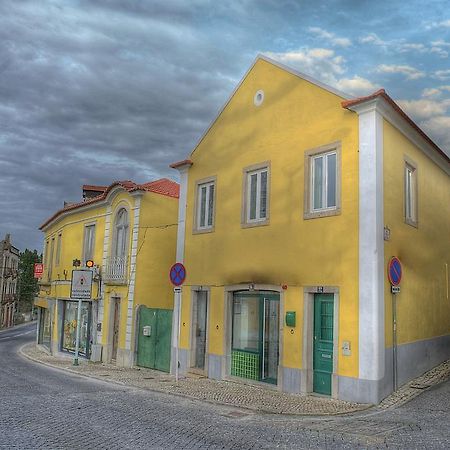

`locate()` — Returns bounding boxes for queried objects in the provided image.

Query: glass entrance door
[231,292,279,384]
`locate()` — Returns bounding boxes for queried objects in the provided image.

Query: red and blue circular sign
[388,257,402,286]
[169,262,186,286]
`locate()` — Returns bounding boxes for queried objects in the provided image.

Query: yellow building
[35,179,179,370]
[170,55,450,404]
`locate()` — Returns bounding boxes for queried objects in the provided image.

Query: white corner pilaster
[170,163,191,373]
[354,101,385,381]
[97,205,112,345]
[125,196,141,351]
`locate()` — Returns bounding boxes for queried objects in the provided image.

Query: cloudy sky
[1,0,449,251]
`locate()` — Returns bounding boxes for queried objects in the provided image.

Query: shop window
[61,301,91,357]
[304,142,341,219]
[38,308,51,350]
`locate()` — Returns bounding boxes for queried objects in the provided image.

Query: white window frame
[242,162,270,227]
[55,233,62,266]
[113,208,129,258]
[404,157,418,227]
[304,142,341,220]
[83,224,96,263]
[194,177,216,233]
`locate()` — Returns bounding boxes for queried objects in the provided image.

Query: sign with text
[33,263,44,278]
[70,270,93,299]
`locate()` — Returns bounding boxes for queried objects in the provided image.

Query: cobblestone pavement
[21,343,366,415]
[378,359,450,409]
[2,324,450,449]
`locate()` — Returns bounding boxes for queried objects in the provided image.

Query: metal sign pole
[73,298,83,366]
[392,292,398,391]
[174,287,181,382]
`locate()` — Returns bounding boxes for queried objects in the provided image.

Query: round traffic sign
[169,262,186,286]
[388,257,402,286]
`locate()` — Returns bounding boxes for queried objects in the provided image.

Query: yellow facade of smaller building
[36,179,179,370]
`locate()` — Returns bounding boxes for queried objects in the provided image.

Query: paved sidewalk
[378,358,450,409]
[20,343,450,416]
[21,344,367,416]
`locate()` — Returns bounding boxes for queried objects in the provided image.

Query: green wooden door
[137,307,173,372]
[154,309,172,372]
[313,294,334,395]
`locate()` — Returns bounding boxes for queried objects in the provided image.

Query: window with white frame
[244,166,269,224]
[311,151,337,210]
[196,180,215,231]
[404,161,418,226]
[83,224,95,262]
[114,208,129,257]
[55,233,62,266]
[47,238,55,281]
[304,143,341,219]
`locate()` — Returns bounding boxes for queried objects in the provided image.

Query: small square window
[194,177,216,233]
[242,163,270,227]
[304,142,341,220]
[404,159,418,227]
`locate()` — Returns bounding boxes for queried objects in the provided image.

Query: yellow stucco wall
[383,120,450,347]
[134,192,178,310]
[38,187,178,356]
[180,58,360,377]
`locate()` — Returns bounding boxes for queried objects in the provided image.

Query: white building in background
[0,234,19,328]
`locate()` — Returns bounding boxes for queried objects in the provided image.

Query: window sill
[404,218,418,228]
[304,208,341,220]
[241,219,270,229]
[193,226,215,235]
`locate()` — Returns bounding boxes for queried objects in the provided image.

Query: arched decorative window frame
[111,202,131,259]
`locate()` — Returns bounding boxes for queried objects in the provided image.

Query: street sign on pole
[70,270,93,366]
[70,270,93,299]
[33,263,44,278]
[387,256,402,393]
[388,256,402,286]
[169,263,186,382]
[169,262,186,286]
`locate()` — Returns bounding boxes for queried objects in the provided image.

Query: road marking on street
[0,330,33,341]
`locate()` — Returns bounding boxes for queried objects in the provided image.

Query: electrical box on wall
[342,341,351,356]
[285,311,296,327]
[143,325,152,336]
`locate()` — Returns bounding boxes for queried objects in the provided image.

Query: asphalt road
[1,323,449,449]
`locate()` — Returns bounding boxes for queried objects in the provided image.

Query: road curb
[19,343,371,417]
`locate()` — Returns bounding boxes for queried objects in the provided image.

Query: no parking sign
[169,262,186,286]
[388,257,402,287]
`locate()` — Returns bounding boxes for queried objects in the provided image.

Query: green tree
[17,249,41,313]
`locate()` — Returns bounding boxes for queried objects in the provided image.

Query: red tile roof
[342,89,450,163]
[40,178,179,230]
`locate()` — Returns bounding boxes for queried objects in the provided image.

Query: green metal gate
[137,307,172,372]
[313,294,334,395]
